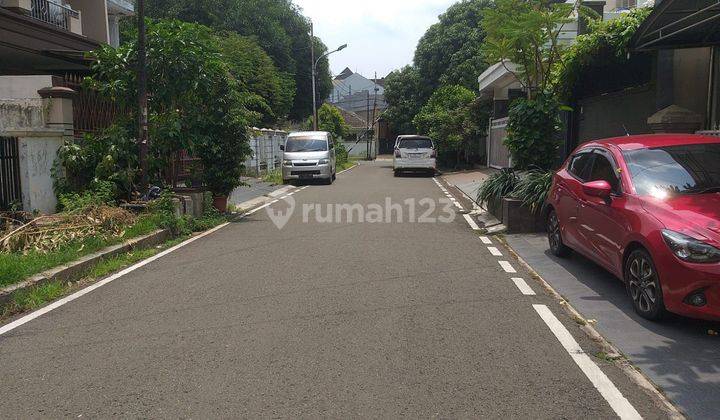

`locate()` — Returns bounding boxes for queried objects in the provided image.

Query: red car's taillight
[394,149,401,158]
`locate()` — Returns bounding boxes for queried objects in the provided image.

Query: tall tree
[145,0,332,121]
[414,0,493,99]
[383,66,423,135]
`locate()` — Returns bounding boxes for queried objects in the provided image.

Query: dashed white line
[498,260,517,273]
[511,277,536,295]
[533,305,641,420]
[463,214,480,230]
[479,236,492,244]
[487,246,503,256]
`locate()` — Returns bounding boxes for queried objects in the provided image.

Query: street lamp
[310,23,347,131]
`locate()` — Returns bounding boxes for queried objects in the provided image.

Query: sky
[293,0,456,79]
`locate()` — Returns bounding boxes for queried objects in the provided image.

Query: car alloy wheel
[547,210,570,257]
[625,249,665,320]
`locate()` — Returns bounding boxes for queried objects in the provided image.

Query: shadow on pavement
[506,234,720,419]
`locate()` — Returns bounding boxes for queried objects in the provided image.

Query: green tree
[413,85,484,166]
[305,103,350,140]
[414,0,493,97]
[146,0,333,121]
[383,66,423,135]
[86,19,251,196]
[218,32,294,125]
[481,0,588,98]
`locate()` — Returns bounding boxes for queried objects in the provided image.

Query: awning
[632,0,720,51]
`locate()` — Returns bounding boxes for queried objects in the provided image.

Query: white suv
[393,135,436,176]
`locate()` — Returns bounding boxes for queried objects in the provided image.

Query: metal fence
[245,130,287,175]
[61,73,125,140]
[487,117,511,169]
[0,137,21,210]
[30,0,78,31]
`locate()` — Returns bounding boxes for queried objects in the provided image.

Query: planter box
[501,197,544,233]
[485,195,503,221]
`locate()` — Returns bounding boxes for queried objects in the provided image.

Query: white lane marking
[0,222,231,337]
[246,199,278,215]
[511,278,536,295]
[463,214,480,230]
[337,164,357,175]
[533,305,641,420]
[498,260,517,273]
[479,236,492,244]
[487,246,503,256]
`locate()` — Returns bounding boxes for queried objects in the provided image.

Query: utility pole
[310,22,318,131]
[366,91,370,160]
[137,0,149,192]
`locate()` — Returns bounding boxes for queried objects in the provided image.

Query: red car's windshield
[623,143,720,196]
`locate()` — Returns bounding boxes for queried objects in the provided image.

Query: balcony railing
[30,0,79,31]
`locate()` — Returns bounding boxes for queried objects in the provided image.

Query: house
[327,68,390,156]
[0,0,134,213]
[477,0,630,168]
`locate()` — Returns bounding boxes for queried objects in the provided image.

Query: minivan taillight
[394,149,401,158]
[430,149,436,158]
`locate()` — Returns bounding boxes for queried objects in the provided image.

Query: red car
[546,134,720,321]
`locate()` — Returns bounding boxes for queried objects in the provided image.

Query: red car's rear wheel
[547,209,571,257]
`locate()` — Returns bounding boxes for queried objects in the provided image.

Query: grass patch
[336,161,356,172]
[0,236,188,320]
[262,169,283,185]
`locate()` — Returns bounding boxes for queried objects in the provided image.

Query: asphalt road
[0,161,671,418]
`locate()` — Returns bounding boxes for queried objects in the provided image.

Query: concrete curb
[495,235,685,419]
[0,229,171,306]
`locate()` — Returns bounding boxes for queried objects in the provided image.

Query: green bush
[57,180,116,213]
[56,125,138,201]
[335,142,349,167]
[512,169,554,213]
[477,168,519,207]
[505,95,562,170]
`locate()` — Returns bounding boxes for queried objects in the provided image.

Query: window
[568,152,593,181]
[285,137,328,152]
[398,138,433,149]
[588,152,621,193]
[623,143,720,196]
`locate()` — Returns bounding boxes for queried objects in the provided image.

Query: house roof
[632,0,720,50]
[477,60,520,93]
[335,67,354,80]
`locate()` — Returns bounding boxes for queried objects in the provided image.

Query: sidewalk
[229,177,281,205]
[505,233,720,419]
[441,167,496,204]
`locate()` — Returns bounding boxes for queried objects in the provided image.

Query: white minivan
[281,131,336,184]
[393,135,436,176]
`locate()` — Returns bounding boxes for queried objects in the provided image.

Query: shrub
[512,169,554,214]
[335,142,349,167]
[55,124,138,201]
[505,94,562,170]
[58,180,116,213]
[477,168,519,207]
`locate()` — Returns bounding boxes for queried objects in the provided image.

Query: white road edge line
[498,260,517,273]
[0,222,231,337]
[479,236,492,244]
[463,214,480,230]
[533,304,641,420]
[511,277,536,295]
[487,246,503,256]
[0,184,313,337]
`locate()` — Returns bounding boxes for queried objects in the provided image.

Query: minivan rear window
[398,138,433,149]
[285,137,328,152]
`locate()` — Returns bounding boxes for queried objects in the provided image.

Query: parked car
[281,131,336,184]
[545,134,720,322]
[393,135,437,176]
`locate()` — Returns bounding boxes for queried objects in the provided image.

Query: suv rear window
[398,138,433,149]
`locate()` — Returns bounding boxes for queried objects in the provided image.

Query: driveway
[0,162,669,418]
[506,233,720,419]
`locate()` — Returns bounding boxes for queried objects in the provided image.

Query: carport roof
[632,0,720,51]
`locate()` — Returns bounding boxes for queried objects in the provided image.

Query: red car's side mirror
[582,180,612,199]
